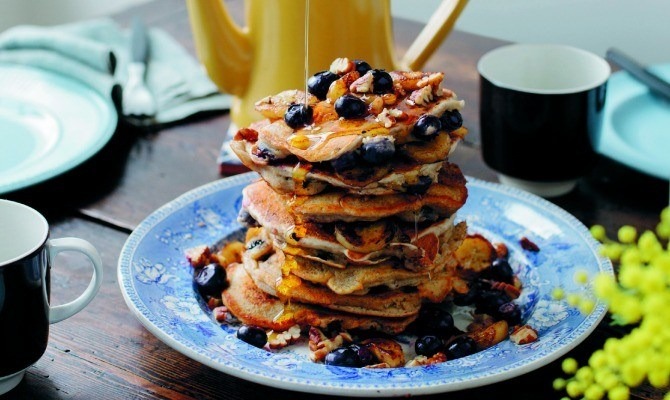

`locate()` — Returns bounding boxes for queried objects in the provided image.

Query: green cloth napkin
[0,18,231,126]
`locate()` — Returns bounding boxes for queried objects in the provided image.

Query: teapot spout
[186,0,251,97]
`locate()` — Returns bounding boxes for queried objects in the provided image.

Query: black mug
[0,200,102,394]
[478,44,610,197]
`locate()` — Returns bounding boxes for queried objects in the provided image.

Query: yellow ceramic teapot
[186,0,468,129]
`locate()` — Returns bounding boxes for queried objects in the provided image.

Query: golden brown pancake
[242,249,422,318]
[221,262,417,334]
[241,184,462,270]
[283,163,467,223]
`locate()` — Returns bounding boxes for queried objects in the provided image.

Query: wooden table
[3,1,668,399]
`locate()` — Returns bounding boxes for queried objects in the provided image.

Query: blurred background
[1,0,667,64]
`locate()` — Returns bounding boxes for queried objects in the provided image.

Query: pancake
[242,71,466,164]
[241,183,462,269]
[231,144,449,195]
[240,218,464,295]
[222,262,417,335]
[284,163,467,223]
[242,248,422,318]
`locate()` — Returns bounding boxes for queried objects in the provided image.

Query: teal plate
[0,64,117,194]
[595,63,670,180]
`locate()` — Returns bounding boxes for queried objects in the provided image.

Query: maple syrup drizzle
[303,0,310,108]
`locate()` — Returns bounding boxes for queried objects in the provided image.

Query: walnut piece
[510,325,539,345]
[406,352,447,367]
[185,245,211,268]
[329,57,354,75]
[267,325,302,349]
[308,327,353,362]
[361,338,405,368]
[350,72,373,94]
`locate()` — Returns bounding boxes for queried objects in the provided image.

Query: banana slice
[400,132,452,164]
[334,220,395,253]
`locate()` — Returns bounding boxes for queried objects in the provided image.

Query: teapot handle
[399,0,469,71]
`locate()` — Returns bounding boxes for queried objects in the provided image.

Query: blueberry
[361,137,395,164]
[324,346,360,367]
[485,258,514,283]
[416,306,455,336]
[236,325,267,348]
[412,114,442,140]
[284,103,313,129]
[371,69,393,94]
[440,109,463,131]
[445,336,477,359]
[334,94,367,119]
[415,335,444,357]
[475,290,511,316]
[330,151,360,172]
[453,280,484,306]
[496,302,522,325]
[353,59,372,75]
[349,344,376,366]
[194,263,227,297]
[307,71,339,100]
[406,176,433,195]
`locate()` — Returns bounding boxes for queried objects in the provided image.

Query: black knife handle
[131,16,149,64]
[606,48,670,101]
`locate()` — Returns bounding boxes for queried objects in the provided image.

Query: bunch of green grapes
[553,206,670,400]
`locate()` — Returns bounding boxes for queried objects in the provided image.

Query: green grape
[591,225,607,241]
[617,226,637,244]
[660,206,670,224]
[566,380,585,397]
[608,385,629,400]
[657,221,670,240]
[584,384,605,400]
[553,378,567,390]
[563,358,578,374]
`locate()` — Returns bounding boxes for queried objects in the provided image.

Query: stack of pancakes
[223,60,470,335]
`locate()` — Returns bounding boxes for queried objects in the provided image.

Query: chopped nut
[213,306,229,322]
[329,57,354,75]
[406,352,447,367]
[234,127,259,143]
[510,325,538,345]
[416,72,444,89]
[207,296,222,310]
[520,237,540,252]
[374,108,396,128]
[486,280,522,300]
[350,72,373,94]
[407,86,434,106]
[267,325,302,349]
[388,108,404,118]
[308,326,352,362]
[513,276,523,291]
[326,78,348,101]
[361,338,405,368]
[368,96,384,114]
[185,245,211,268]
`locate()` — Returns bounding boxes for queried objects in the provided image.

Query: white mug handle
[46,238,103,324]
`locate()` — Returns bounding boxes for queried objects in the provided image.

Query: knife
[606,48,670,102]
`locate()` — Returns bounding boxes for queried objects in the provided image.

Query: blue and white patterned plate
[118,173,613,397]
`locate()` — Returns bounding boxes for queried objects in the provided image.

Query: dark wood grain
[1,0,667,399]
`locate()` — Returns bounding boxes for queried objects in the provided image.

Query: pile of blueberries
[283,59,464,179]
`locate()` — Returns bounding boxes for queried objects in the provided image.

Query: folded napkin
[0,18,231,126]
